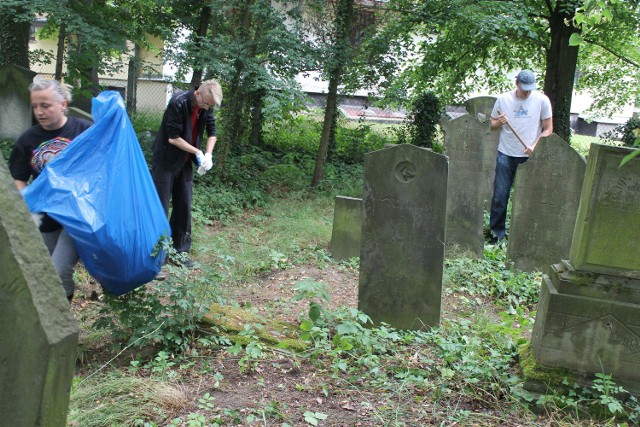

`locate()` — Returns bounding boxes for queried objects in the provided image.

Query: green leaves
[569,33,583,46]
[303,411,328,426]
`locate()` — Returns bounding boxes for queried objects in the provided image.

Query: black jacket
[152,89,216,173]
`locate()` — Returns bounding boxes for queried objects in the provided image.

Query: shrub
[408,91,442,148]
[621,117,640,147]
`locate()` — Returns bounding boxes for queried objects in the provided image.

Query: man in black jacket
[152,80,223,268]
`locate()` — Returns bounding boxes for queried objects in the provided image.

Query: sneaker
[181,256,195,269]
[484,229,500,245]
[170,253,197,269]
[155,270,168,280]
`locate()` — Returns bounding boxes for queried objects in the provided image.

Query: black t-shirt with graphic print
[8,117,92,232]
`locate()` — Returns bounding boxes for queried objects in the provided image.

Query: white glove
[197,165,207,176]
[195,151,205,167]
[202,152,213,171]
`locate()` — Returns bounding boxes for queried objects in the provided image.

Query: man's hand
[490,112,508,131]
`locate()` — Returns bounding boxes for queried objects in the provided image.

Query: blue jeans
[41,228,79,298]
[489,151,528,239]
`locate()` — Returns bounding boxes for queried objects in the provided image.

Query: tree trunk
[544,1,580,143]
[311,0,354,187]
[313,74,342,186]
[190,5,212,86]
[127,44,140,114]
[249,89,265,146]
[0,7,30,68]
[55,23,66,80]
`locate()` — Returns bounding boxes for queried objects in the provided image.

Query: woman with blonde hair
[8,77,92,302]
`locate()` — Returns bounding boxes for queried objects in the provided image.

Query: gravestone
[465,96,500,206]
[508,135,586,272]
[570,144,640,278]
[531,143,640,393]
[0,161,79,425]
[0,65,36,139]
[441,114,487,257]
[358,144,448,330]
[328,196,362,261]
[464,96,497,122]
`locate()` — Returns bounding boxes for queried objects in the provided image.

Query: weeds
[69,133,640,426]
[93,245,224,354]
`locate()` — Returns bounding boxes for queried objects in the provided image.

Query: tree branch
[585,38,640,69]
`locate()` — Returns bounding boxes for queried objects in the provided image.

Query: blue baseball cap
[516,70,537,91]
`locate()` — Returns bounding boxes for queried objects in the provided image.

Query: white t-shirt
[491,90,552,157]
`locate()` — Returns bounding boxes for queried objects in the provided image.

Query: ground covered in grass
[64,131,639,426]
[69,259,528,426]
[67,193,640,426]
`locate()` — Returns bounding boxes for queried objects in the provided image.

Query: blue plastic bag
[23,91,170,295]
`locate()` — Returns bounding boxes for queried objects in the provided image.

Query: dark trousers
[152,163,193,253]
[489,151,528,239]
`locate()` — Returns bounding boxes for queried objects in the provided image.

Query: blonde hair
[200,80,223,107]
[29,76,73,104]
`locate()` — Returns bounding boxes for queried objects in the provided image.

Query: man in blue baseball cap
[486,70,553,244]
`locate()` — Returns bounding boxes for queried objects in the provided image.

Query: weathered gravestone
[328,196,362,261]
[358,144,448,330]
[442,112,490,257]
[464,96,497,122]
[0,65,36,139]
[531,143,640,393]
[465,96,500,207]
[508,135,586,272]
[0,161,79,425]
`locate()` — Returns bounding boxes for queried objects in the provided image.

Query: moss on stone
[519,343,575,385]
[202,302,308,352]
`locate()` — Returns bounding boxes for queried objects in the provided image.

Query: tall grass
[68,373,189,426]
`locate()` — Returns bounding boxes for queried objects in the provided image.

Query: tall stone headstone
[464,96,500,206]
[508,135,586,271]
[358,144,448,330]
[531,143,640,393]
[0,161,79,425]
[441,113,487,257]
[0,65,36,139]
[328,196,362,261]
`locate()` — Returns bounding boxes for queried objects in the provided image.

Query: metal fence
[32,61,177,120]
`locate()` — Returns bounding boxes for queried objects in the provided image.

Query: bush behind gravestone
[409,91,442,149]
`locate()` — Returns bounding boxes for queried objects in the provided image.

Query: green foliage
[444,246,541,312]
[303,411,328,426]
[93,245,222,354]
[407,91,442,148]
[533,373,640,424]
[262,115,323,155]
[263,113,395,165]
[430,317,522,398]
[227,323,266,372]
[620,117,640,147]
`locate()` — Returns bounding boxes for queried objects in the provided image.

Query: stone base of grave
[531,260,640,394]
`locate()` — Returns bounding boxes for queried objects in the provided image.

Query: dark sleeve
[206,111,216,137]
[8,133,33,182]
[164,99,185,140]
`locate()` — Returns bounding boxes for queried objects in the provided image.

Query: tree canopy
[355,0,640,141]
